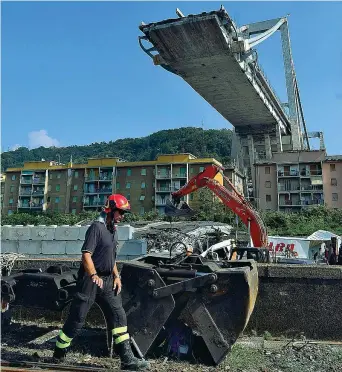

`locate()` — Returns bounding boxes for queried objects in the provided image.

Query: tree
[1,127,232,171]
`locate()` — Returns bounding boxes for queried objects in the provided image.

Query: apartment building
[254,150,342,212]
[322,155,342,209]
[0,173,5,209]
[2,154,245,216]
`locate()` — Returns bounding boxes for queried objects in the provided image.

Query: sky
[2,1,342,154]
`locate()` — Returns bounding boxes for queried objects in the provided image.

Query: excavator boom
[168,165,268,248]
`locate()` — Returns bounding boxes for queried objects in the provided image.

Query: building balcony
[156,187,172,192]
[300,170,322,177]
[20,178,33,184]
[278,171,299,177]
[19,190,32,196]
[155,199,168,206]
[301,199,324,206]
[99,175,112,181]
[300,185,324,192]
[33,178,45,184]
[278,185,300,192]
[18,204,30,208]
[279,200,300,206]
[18,202,43,209]
[279,199,324,207]
[155,173,171,179]
[172,173,187,178]
[84,187,112,194]
[85,176,97,182]
[32,190,45,196]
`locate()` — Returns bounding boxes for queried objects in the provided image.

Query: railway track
[0,360,108,372]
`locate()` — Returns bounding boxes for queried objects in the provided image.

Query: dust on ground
[1,320,342,372]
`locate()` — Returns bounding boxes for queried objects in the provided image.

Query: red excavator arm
[169,165,268,248]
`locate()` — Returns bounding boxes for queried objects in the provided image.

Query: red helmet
[104,194,131,213]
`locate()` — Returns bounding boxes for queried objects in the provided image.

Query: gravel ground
[1,320,342,372]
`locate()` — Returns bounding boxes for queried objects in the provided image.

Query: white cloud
[28,129,60,149]
[10,144,21,151]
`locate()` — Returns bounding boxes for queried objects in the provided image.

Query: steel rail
[0,360,109,372]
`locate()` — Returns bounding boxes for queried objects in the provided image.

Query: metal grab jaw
[1,259,258,366]
[120,257,258,366]
[164,199,197,217]
[1,265,78,311]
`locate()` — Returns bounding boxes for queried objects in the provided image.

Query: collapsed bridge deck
[139,8,291,134]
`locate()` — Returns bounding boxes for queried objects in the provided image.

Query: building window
[126,182,131,189]
[152,182,155,188]
[331,178,337,186]
[56,184,60,192]
[72,209,77,214]
[330,164,336,171]
[126,194,130,201]
[8,210,13,215]
[74,171,79,178]
[57,173,61,179]
[11,175,16,181]
[117,169,121,176]
[266,194,272,202]
[127,168,131,176]
[48,185,51,191]
[189,194,194,201]
[265,167,270,175]
[116,182,120,190]
[10,186,14,192]
[190,168,194,174]
[49,173,53,180]
[9,198,13,204]
[332,193,338,201]
[47,197,51,203]
[199,166,204,172]
[140,207,145,215]
[151,196,155,201]
[141,168,147,176]
[139,195,145,201]
[55,197,60,203]
[265,181,271,188]
[73,185,78,191]
[73,196,77,203]
[141,182,146,189]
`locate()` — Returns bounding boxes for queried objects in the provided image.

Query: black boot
[52,346,67,363]
[116,340,150,371]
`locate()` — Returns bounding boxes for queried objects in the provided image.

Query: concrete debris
[132,221,233,254]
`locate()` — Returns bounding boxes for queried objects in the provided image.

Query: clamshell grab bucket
[120,256,258,365]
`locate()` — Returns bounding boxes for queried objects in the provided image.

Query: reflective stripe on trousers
[112,326,129,344]
[55,330,73,349]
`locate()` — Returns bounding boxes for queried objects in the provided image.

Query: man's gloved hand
[113,277,122,295]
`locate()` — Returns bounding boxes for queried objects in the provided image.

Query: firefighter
[53,194,150,371]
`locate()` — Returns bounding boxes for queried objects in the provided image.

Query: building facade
[254,151,342,211]
[322,155,342,209]
[1,154,246,216]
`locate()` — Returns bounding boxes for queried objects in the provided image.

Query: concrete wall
[246,264,342,340]
[0,224,146,260]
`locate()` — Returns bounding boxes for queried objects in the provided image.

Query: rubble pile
[131,221,234,254]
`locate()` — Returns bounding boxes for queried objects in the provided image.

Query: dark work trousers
[62,273,127,339]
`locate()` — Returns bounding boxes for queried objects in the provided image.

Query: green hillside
[1,127,232,170]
